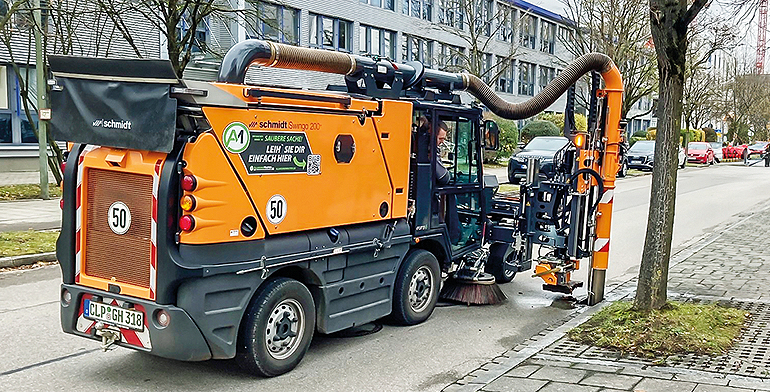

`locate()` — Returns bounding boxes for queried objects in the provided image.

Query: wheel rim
[408,266,434,313]
[264,298,305,361]
[502,249,518,278]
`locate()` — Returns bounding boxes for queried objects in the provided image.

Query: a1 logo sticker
[108,201,131,235]
[266,194,286,225]
[223,122,250,153]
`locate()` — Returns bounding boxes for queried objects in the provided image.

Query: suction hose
[217,40,360,83]
[462,53,616,120]
[217,39,619,121]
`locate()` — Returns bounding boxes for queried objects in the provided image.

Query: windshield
[524,137,568,151]
[629,141,655,153]
[688,142,709,150]
[749,142,768,149]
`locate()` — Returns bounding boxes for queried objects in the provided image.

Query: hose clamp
[267,42,280,67]
[347,56,357,75]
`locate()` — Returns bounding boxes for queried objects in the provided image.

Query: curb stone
[0,252,57,268]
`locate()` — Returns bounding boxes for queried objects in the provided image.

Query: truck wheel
[236,277,315,377]
[485,242,518,283]
[392,249,440,325]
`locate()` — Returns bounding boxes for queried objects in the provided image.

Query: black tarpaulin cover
[48,56,179,153]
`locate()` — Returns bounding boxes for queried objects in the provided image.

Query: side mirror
[483,119,499,151]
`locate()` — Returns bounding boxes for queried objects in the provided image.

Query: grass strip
[0,230,59,257]
[569,301,746,357]
[0,184,61,201]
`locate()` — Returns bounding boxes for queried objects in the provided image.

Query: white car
[709,142,723,163]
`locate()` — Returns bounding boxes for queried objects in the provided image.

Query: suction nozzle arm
[461,53,620,120]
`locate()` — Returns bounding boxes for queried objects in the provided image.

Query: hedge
[521,120,560,143]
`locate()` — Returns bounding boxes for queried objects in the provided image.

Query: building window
[402,34,434,66]
[360,0,395,11]
[436,42,464,71]
[438,0,463,29]
[495,57,514,94]
[497,4,513,42]
[248,3,299,45]
[310,14,352,52]
[474,0,493,36]
[519,13,536,49]
[177,18,208,53]
[482,53,493,84]
[558,26,573,42]
[0,113,11,144]
[518,61,535,95]
[540,20,556,54]
[403,0,432,21]
[359,25,396,59]
[538,66,555,91]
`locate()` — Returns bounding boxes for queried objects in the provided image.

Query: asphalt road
[2,162,770,391]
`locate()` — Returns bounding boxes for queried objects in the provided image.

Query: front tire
[485,243,518,283]
[617,160,628,178]
[236,277,316,377]
[392,249,440,325]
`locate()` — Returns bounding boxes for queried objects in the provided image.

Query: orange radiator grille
[85,169,153,288]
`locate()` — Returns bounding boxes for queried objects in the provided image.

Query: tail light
[179,215,195,231]
[180,195,196,212]
[181,175,197,192]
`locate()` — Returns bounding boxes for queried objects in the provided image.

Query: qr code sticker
[307,154,321,175]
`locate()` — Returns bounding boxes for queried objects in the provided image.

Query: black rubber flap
[48,56,178,153]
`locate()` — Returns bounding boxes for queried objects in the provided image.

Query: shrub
[483,113,519,161]
[646,128,657,140]
[630,136,646,147]
[521,120,560,143]
[537,112,588,134]
[632,130,648,138]
[704,127,717,142]
[680,129,703,145]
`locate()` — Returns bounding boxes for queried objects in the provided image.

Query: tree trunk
[633,0,692,311]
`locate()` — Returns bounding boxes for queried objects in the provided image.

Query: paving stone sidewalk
[0,170,55,186]
[0,171,61,232]
[443,203,770,392]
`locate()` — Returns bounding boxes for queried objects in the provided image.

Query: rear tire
[485,243,518,283]
[392,249,440,325]
[236,277,316,377]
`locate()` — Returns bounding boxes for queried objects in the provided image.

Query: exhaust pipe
[217,39,620,120]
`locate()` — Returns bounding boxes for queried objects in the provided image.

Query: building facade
[0,4,161,171]
[187,0,577,123]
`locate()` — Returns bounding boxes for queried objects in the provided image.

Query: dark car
[627,140,656,170]
[627,140,686,170]
[507,136,569,184]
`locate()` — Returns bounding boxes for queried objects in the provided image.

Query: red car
[722,144,747,159]
[747,142,769,157]
[687,142,716,164]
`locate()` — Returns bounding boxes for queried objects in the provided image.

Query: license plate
[84,299,144,331]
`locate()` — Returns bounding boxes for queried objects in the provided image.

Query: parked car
[747,141,769,158]
[507,136,568,183]
[722,144,747,159]
[626,140,686,170]
[687,142,715,165]
[708,142,723,163]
